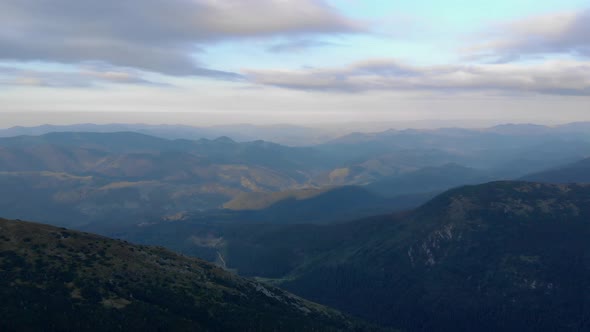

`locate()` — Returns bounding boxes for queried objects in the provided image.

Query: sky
[0,0,589,127]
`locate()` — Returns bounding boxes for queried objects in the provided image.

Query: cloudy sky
[1,0,589,127]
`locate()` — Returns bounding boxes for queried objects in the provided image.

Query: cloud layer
[244,59,590,95]
[1,1,588,99]
[0,0,360,77]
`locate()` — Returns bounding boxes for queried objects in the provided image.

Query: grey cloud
[0,0,361,77]
[243,59,590,95]
[466,9,590,60]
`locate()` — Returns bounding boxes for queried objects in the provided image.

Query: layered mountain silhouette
[0,132,320,227]
[0,123,341,146]
[2,129,590,229]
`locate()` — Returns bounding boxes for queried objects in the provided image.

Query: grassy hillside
[0,218,382,332]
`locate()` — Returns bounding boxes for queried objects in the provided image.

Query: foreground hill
[116,181,590,331]
[0,218,377,332]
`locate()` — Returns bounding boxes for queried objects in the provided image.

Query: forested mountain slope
[0,218,379,332]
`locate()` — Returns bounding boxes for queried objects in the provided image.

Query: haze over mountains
[0,123,342,147]
[1,122,590,229]
[2,122,590,331]
[2,121,590,146]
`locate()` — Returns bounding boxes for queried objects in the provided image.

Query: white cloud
[0,66,156,87]
[465,9,590,61]
[244,58,590,95]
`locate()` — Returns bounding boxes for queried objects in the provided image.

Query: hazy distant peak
[486,123,551,135]
[212,136,236,144]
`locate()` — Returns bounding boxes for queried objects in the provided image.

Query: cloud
[465,9,590,60]
[267,39,339,53]
[0,66,158,87]
[0,0,361,77]
[243,58,590,95]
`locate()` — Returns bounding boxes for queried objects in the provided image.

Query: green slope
[0,218,382,332]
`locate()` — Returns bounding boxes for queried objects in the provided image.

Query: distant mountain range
[0,218,378,332]
[3,121,590,146]
[115,181,590,331]
[0,123,342,146]
[0,132,322,227]
[1,127,590,229]
[320,124,590,177]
